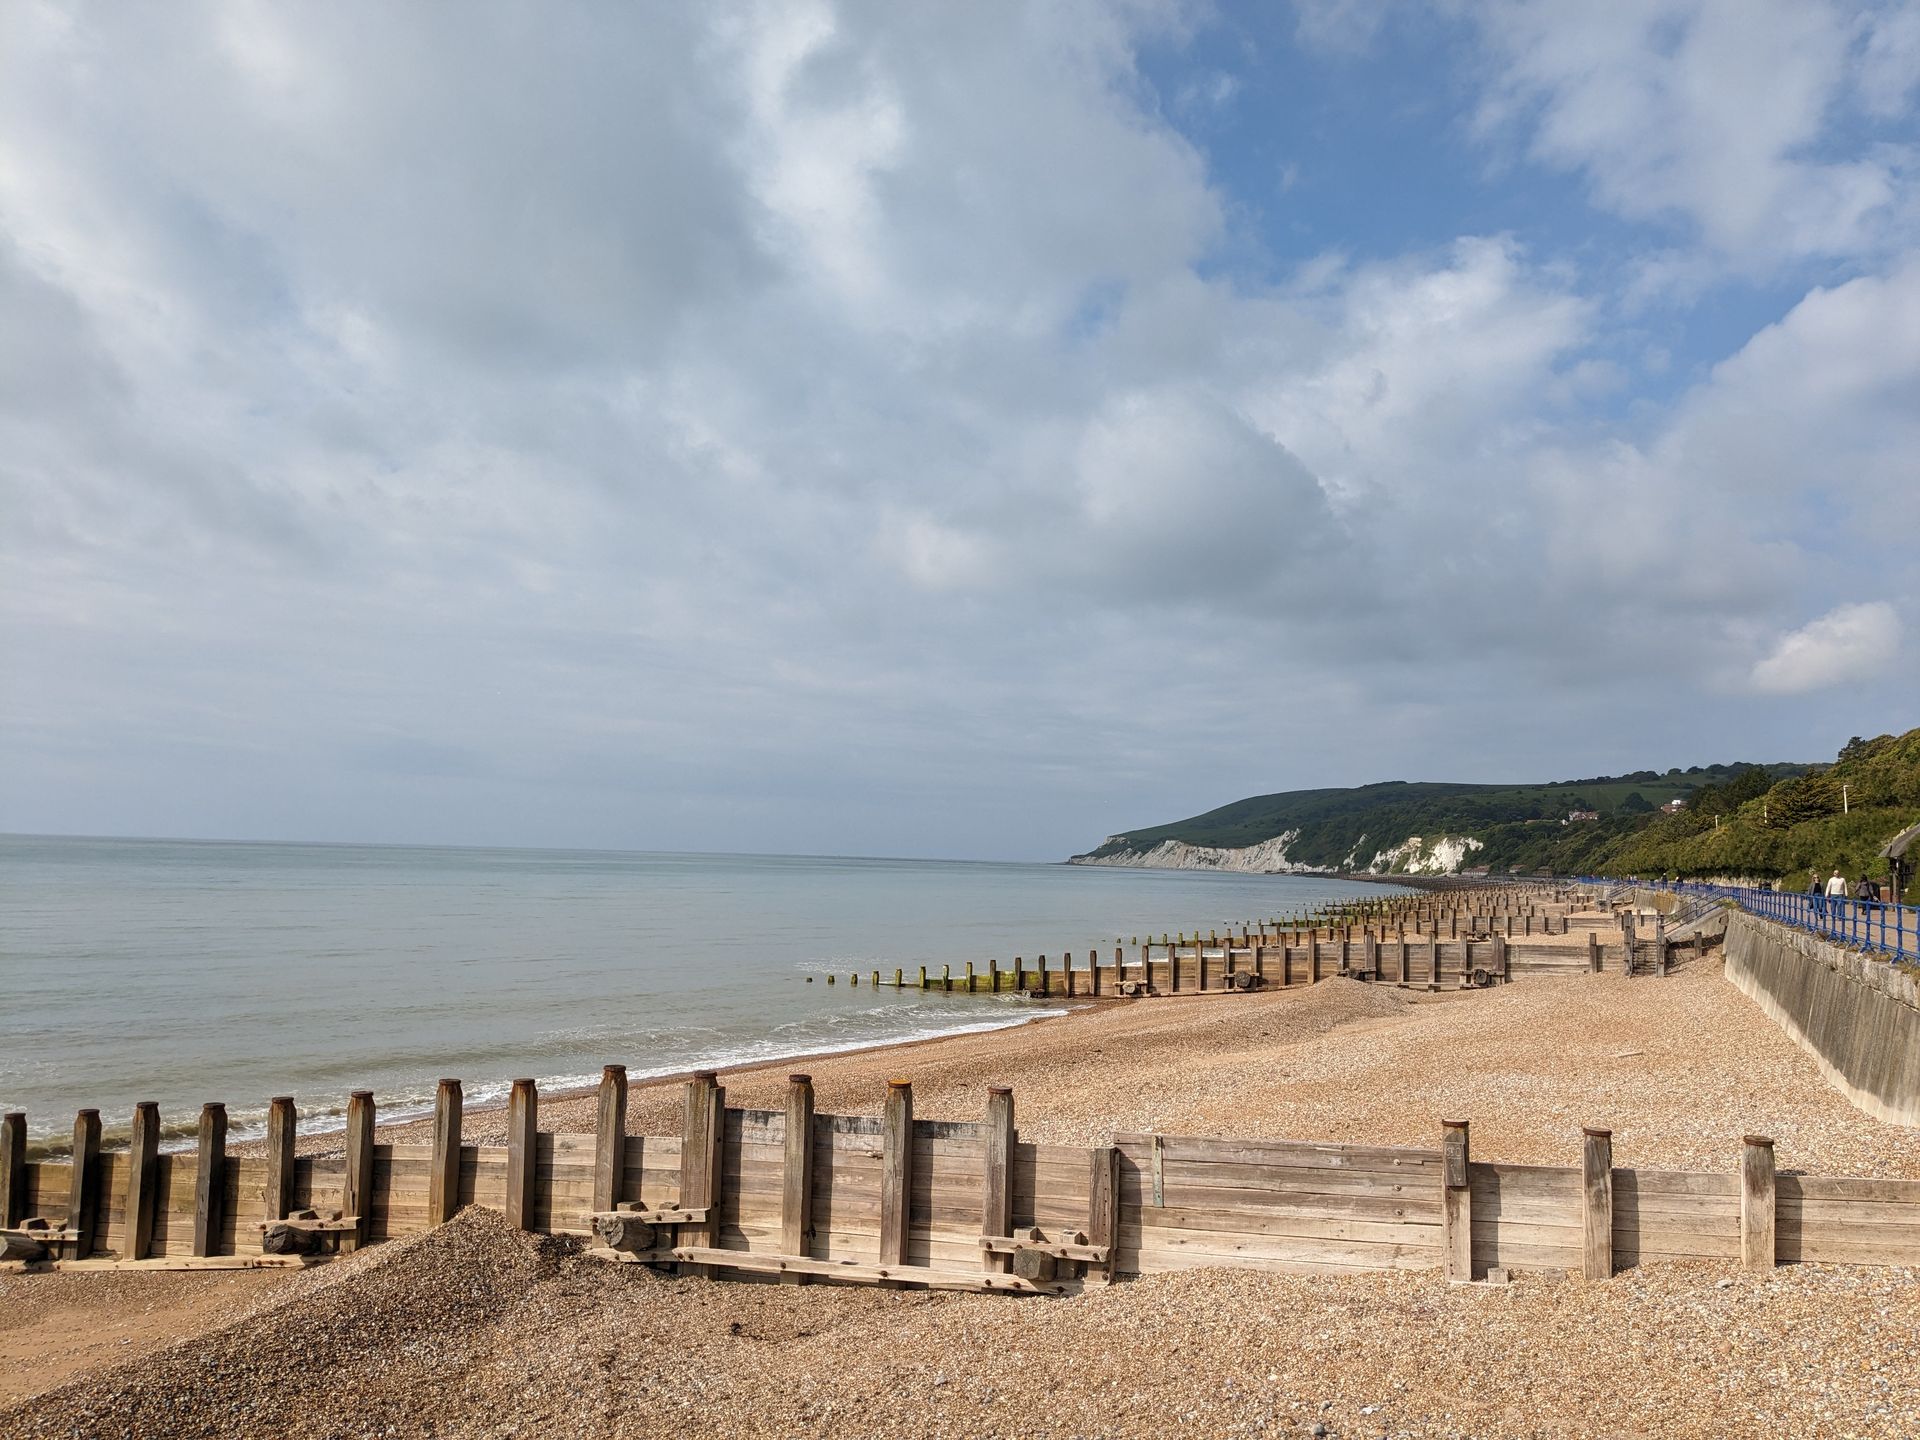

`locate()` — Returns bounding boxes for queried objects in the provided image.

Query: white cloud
[0,2,1915,857]
[1464,0,1913,265]
[1750,602,1903,693]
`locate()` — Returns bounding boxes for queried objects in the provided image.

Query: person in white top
[1825,870,1849,899]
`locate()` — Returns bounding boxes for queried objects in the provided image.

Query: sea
[0,835,1407,1154]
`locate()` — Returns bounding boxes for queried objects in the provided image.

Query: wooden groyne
[834,885,1694,995]
[6,1072,1915,1286]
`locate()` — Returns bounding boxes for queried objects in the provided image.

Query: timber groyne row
[829,884,1699,995]
[5,1069,1915,1289]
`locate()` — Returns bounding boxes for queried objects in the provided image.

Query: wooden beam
[679,1071,724,1276]
[1741,1135,1776,1270]
[124,1101,162,1261]
[263,1097,295,1225]
[67,1110,100,1259]
[1581,1126,1612,1281]
[1441,1119,1471,1283]
[192,1102,227,1258]
[978,1235,1110,1261]
[593,1065,628,1216]
[428,1078,462,1227]
[982,1086,1013,1274]
[0,1113,23,1230]
[505,1078,538,1231]
[780,1073,814,1281]
[1088,1145,1120,1284]
[647,1246,1070,1294]
[342,1091,374,1253]
[879,1079,913,1270]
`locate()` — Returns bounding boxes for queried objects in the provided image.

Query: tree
[1621,792,1654,814]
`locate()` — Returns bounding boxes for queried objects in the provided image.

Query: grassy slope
[1607,729,1920,898]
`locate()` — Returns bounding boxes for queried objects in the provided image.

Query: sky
[2,0,1916,862]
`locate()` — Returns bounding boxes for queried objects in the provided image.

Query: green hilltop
[1075,728,1920,900]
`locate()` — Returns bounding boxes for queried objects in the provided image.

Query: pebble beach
[5,948,1919,1438]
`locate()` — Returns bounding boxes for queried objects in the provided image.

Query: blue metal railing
[1583,877,1917,965]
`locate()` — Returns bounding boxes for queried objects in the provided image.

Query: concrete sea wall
[1723,911,1920,1127]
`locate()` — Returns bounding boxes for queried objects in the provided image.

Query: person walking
[1808,869,1826,920]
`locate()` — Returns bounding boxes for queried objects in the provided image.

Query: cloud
[1461,0,1915,266]
[1750,603,1904,693]
[0,2,1915,858]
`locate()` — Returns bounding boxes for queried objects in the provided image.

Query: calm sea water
[0,836,1405,1153]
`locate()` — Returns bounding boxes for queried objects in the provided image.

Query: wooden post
[1088,1144,1120,1282]
[592,1066,628,1215]
[1039,954,1051,997]
[781,1074,814,1276]
[1428,936,1441,990]
[1741,1135,1776,1270]
[342,1091,374,1252]
[505,1078,538,1231]
[67,1110,101,1258]
[1588,930,1601,973]
[982,1085,1013,1273]
[1310,937,1322,984]
[1441,1120,1472,1282]
[965,961,975,992]
[1494,932,1509,982]
[918,965,928,989]
[679,1071,725,1274]
[0,1112,23,1229]
[192,1102,227,1257]
[1581,1127,1612,1280]
[879,1079,913,1270]
[428,1078,462,1227]
[125,1101,162,1261]
[263,1096,295,1225]
[1655,915,1668,976]
[1364,932,1378,978]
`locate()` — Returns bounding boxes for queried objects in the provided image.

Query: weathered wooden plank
[124,1102,162,1261]
[66,1112,101,1257]
[192,1103,227,1258]
[1776,1175,1920,1204]
[0,1113,23,1229]
[428,1079,462,1227]
[503,1079,537,1231]
[263,1097,295,1227]
[1741,1135,1775,1270]
[1138,1206,1439,1246]
[593,1067,627,1216]
[341,1091,374,1253]
[1115,1134,1441,1172]
[780,1074,815,1276]
[1441,1120,1470,1282]
[981,1087,1012,1275]
[1582,1127,1612,1280]
[878,1081,913,1270]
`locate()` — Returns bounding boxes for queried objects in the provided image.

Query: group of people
[1807,867,1883,917]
